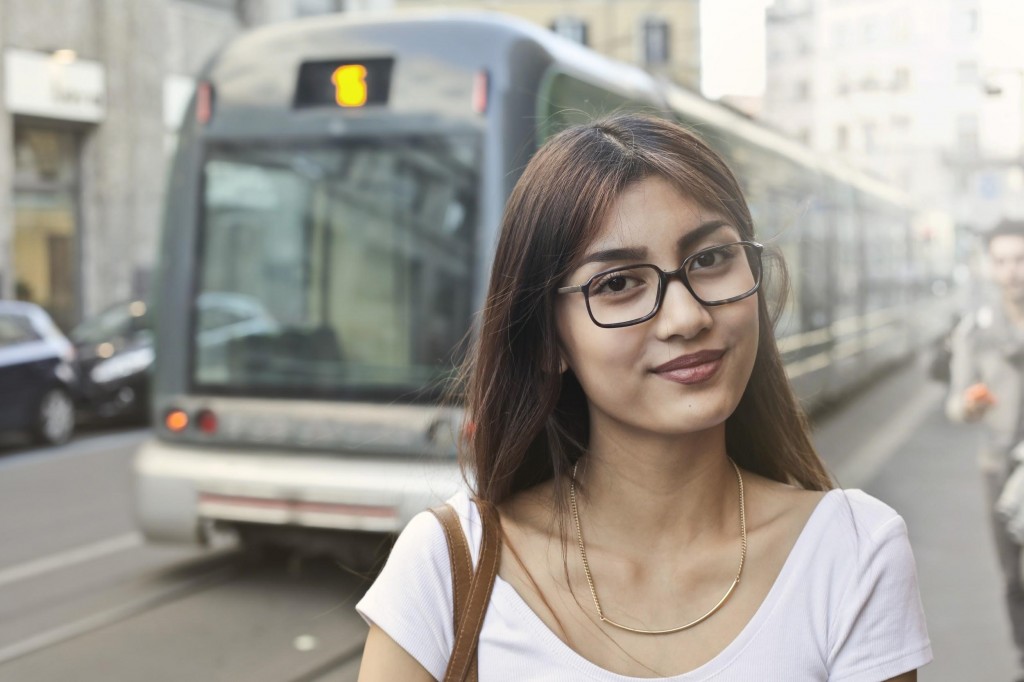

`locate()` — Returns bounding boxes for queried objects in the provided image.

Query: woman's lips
[653,350,726,385]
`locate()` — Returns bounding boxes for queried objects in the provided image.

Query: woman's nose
[653,277,713,340]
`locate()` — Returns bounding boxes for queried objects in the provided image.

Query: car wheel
[35,389,75,446]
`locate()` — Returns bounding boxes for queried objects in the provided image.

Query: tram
[134,10,954,559]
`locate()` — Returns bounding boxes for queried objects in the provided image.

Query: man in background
[947,218,1024,680]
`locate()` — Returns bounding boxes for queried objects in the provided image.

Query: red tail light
[472,70,489,115]
[196,409,218,435]
[196,81,214,125]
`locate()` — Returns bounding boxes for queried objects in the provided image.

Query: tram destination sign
[294,58,393,109]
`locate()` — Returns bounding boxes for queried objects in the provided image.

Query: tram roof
[213,9,910,208]
[216,9,660,99]
[664,82,911,208]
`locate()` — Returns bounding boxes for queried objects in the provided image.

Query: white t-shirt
[356,488,932,681]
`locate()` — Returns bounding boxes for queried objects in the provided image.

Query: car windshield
[71,302,149,345]
[0,312,41,347]
[193,133,479,402]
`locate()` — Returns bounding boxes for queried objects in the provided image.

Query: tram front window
[194,135,477,401]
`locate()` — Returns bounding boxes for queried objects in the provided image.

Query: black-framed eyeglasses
[556,241,764,328]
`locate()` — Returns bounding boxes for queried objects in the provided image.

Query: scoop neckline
[488,488,843,681]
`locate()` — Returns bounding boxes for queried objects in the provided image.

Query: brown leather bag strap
[431,499,502,682]
[430,503,473,633]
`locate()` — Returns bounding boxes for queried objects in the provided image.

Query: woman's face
[555,175,760,439]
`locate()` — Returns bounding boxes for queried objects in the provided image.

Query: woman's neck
[574,422,738,553]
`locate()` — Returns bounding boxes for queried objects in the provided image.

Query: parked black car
[71,300,153,424]
[0,301,79,445]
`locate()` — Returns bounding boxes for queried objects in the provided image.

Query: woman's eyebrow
[578,246,647,266]
[579,220,734,266]
[677,220,733,252]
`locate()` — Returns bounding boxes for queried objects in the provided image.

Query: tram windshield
[193,134,478,401]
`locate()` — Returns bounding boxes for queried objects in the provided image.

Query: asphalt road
[0,430,373,682]
[0,361,1016,681]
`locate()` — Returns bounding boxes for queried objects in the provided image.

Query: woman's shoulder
[746,476,908,562]
[370,488,481,579]
[800,486,908,547]
[832,488,905,529]
[775,485,913,579]
[750,472,901,525]
[355,491,479,681]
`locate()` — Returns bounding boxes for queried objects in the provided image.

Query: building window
[957,114,979,156]
[182,0,235,8]
[795,79,811,100]
[892,115,911,134]
[954,9,978,35]
[12,125,81,329]
[892,67,910,90]
[956,61,978,85]
[295,0,343,15]
[863,122,877,153]
[550,16,589,46]
[642,17,671,67]
[837,125,849,151]
[956,170,971,193]
[862,17,880,45]
[891,11,911,42]
[832,23,848,48]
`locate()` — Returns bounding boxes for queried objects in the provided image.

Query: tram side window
[539,73,650,141]
[195,136,478,400]
[862,197,905,314]
[829,182,861,330]
[714,130,822,343]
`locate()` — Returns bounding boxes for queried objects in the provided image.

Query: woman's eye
[592,272,642,295]
[691,246,734,270]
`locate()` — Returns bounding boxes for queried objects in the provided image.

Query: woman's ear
[559,349,570,374]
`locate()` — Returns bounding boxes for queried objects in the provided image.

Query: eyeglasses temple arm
[556,285,584,294]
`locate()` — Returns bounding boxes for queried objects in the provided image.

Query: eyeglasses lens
[586,243,760,326]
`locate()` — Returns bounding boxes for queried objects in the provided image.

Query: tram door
[12,125,80,330]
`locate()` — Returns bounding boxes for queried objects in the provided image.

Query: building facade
[392,0,702,92]
[0,0,311,330]
[762,0,1024,237]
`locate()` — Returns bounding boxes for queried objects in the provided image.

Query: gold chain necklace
[569,458,747,636]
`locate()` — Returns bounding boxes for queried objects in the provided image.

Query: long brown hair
[459,114,833,517]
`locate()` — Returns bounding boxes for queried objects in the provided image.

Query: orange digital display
[332,64,368,107]
[296,58,391,109]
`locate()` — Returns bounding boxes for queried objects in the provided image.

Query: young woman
[356,114,932,681]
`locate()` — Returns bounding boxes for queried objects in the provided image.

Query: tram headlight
[90,347,155,384]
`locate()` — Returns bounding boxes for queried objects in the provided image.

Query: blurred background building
[8,0,1024,331]
[0,0,698,331]
[0,0,326,331]
[761,0,1024,244]
[393,0,701,91]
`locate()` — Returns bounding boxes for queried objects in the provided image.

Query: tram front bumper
[132,437,465,544]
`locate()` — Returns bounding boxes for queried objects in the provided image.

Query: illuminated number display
[295,58,392,109]
[332,64,368,107]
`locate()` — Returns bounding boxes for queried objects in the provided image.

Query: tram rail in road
[0,550,239,666]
